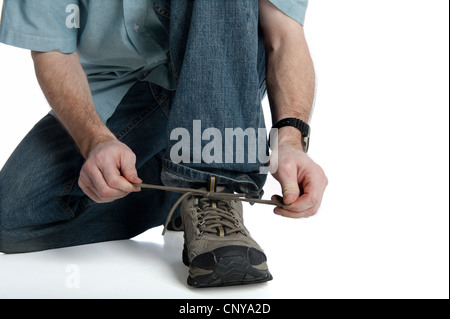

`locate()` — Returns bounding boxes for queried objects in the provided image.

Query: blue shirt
[0,0,308,122]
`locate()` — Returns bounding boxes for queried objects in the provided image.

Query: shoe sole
[183,245,273,288]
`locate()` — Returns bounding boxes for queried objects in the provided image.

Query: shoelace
[133,183,288,235]
[195,197,242,237]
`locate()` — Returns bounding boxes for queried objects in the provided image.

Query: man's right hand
[78,138,142,203]
[31,51,142,204]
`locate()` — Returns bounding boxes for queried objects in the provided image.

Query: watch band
[271,118,311,153]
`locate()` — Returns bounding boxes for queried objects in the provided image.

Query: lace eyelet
[197,221,205,227]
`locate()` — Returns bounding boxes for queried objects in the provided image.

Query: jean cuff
[161,157,267,196]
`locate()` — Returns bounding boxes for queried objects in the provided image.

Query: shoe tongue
[197,186,229,193]
[207,177,229,237]
[206,176,233,194]
[208,176,217,193]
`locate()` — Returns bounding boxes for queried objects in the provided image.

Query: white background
[0,0,448,299]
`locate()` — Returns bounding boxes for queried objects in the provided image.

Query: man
[0,0,327,287]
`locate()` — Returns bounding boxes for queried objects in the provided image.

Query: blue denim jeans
[0,0,267,253]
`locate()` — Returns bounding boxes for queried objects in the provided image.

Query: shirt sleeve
[269,0,309,26]
[0,0,78,53]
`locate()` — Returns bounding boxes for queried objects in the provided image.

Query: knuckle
[99,186,112,198]
[93,152,105,164]
[83,161,97,174]
[278,163,295,177]
[121,166,135,175]
[317,166,328,181]
[107,176,121,189]
[284,160,297,171]
[120,144,135,157]
[320,170,327,181]
[310,196,320,208]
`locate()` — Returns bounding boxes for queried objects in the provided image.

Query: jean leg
[0,114,85,252]
[159,0,268,194]
[0,82,179,253]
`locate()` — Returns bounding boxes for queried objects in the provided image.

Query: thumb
[277,170,300,205]
[123,168,142,185]
[120,152,142,185]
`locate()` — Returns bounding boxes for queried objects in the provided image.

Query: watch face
[302,125,310,153]
[302,122,311,138]
[303,135,310,153]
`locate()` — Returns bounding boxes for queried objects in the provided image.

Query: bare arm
[31,51,141,203]
[259,0,315,127]
[259,0,328,218]
[31,51,114,158]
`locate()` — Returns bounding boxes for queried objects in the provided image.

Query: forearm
[259,0,316,147]
[31,51,115,158]
[264,30,315,148]
[265,29,315,125]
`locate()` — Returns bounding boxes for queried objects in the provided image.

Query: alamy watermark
[66,4,80,29]
[65,264,80,289]
[170,120,278,174]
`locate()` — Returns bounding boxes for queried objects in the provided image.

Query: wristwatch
[272,118,311,153]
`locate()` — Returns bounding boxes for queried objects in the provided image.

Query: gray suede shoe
[180,177,273,288]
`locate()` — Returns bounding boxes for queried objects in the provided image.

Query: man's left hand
[271,143,328,218]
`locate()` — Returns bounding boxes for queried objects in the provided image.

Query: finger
[271,195,283,202]
[274,206,318,219]
[96,150,139,193]
[275,181,325,217]
[81,184,103,203]
[79,173,107,203]
[282,193,318,213]
[272,193,316,215]
[275,163,300,205]
[89,165,129,200]
[102,161,139,194]
[120,155,142,184]
[119,151,142,186]
[272,173,327,218]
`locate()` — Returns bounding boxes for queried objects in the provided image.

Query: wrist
[277,126,304,148]
[271,117,310,153]
[79,130,117,159]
